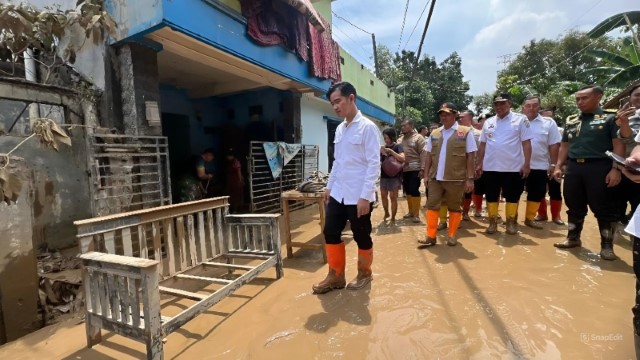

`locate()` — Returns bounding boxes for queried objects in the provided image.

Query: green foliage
[472,92,494,115]
[375,46,472,128]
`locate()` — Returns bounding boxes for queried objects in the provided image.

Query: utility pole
[372,33,380,77]
[406,0,437,91]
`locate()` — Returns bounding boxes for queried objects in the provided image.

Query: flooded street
[0,198,635,359]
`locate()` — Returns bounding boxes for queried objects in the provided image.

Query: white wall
[20,0,106,89]
[300,94,333,174]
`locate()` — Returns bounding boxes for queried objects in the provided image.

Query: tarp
[263,142,302,179]
[274,0,325,32]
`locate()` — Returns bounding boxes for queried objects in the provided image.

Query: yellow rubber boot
[505,202,519,234]
[486,202,499,234]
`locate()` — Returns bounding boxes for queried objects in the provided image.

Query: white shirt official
[479,111,533,172]
[326,111,381,204]
[625,131,640,238]
[426,122,477,181]
[529,115,562,170]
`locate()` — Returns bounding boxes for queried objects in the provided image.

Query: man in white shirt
[476,93,533,234]
[521,95,561,229]
[459,110,483,220]
[418,103,477,246]
[313,82,381,294]
[535,108,565,224]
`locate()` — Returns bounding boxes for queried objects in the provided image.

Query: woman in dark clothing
[224,148,245,213]
[380,128,405,223]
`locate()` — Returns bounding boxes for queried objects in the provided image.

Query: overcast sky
[331,0,638,95]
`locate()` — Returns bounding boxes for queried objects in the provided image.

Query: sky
[330,0,638,95]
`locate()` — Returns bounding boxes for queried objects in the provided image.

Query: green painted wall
[339,48,395,114]
[219,0,241,12]
[313,0,332,24]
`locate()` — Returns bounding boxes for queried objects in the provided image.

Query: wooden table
[281,190,327,263]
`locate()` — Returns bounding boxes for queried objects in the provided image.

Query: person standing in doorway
[380,128,405,224]
[196,148,217,198]
[400,120,426,223]
[552,85,624,260]
[313,82,381,294]
[419,103,477,246]
[224,148,244,213]
[476,93,533,235]
[521,95,561,229]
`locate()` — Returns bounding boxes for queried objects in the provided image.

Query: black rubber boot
[554,217,583,248]
[597,219,618,261]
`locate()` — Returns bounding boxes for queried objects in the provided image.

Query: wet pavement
[0,198,636,359]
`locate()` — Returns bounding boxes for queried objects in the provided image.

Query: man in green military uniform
[552,85,624,260]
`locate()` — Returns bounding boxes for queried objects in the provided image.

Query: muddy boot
[312,243,346,294]
[486,217,498,234]
[554,217,583,249]
[635,334,640,360]
[347,248,373,290]
[598,219,618,261]
[506,217,519,234]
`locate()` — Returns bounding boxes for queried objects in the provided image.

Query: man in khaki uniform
[400,119,426,223]
[419,103,477,246]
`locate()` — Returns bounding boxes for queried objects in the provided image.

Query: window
[0,99,65,136]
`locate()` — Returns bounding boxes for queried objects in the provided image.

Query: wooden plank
[164,219,176,276]
[106,274,120,321]
[162,257,276,335]
[79,252,158,269]
[87,270,99,313]
[215,207,226,254]
[158,286,207,301]
[186,215,198,266]
[129,278,141,329]
[78,236,95,254]
[87,313,145,342]
[176,217,188,271]
[197,212,207,262]
[122,228,133,257]
[104,232,116,254]
[206,210,216,257]
[175,274,233,284]
[202,262,254,271]
[152,222,163,276]
[97,273,109,318]
[118,276,130,325]
[138,225,148,259]
[225,253,272,260]
[141,267,163,358]
[84,268,102,346]
[289,242,324,249]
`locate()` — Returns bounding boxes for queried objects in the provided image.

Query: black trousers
[526,169,548,202]
[548,176,562,201]
[617,175,640,223]
[483,171,524,203]
[563,159,619,222]
[474,174,486,196]
[323,197,373,250]
[633,236,640,335]
[403,170,421,197]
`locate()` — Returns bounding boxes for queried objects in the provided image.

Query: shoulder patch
[566,114,579,123]
[603,108,618,114]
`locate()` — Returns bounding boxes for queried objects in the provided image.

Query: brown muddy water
[0,199,635,359]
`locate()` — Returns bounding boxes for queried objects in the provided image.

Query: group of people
[313,80,640,353]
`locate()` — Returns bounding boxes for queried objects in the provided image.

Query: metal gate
[248,141,319,213]
[88,133,171,216]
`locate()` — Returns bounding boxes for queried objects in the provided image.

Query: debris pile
[37,250,84,324]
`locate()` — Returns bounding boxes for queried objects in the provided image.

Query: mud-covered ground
[0,197,636,359]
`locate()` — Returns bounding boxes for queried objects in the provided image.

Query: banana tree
[583,36,640,87]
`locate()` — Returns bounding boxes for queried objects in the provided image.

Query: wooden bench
[74,197,282,360]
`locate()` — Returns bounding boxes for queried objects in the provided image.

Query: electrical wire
[403,0,431,50]
[396,0,411,54]
[331,10,372,35]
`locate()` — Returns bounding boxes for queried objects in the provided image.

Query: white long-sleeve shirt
[327,111,381,204]
[529,115,562,170]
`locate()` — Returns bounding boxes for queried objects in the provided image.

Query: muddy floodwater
[0,198,636,359]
